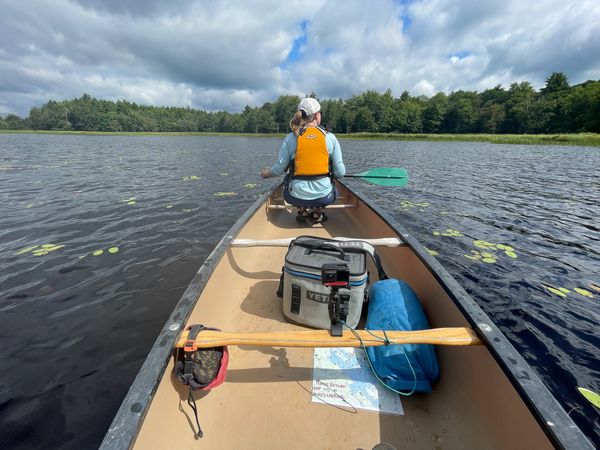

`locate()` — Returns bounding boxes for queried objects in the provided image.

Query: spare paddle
[175,327,481,348]
[345,167,408,187]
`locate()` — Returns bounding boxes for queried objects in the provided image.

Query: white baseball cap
[298,97,321,116]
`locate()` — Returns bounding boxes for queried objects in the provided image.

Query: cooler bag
[279,236,387,329]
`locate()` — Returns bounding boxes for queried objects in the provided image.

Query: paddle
[176,327,481,348]
[344,167,408,187]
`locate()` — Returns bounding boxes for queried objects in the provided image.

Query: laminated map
[312,347,404,415]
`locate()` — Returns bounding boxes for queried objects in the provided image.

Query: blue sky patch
[280,20,309,69]
[450,51,471,60]
[394,0,413,30]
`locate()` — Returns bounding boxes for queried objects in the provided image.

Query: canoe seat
[267,196,356,210]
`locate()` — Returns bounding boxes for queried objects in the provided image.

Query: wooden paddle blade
[347,167,409,187]
[175,327,482,349]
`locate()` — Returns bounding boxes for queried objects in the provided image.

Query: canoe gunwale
[99,182,280,450]
[338,179,593,450]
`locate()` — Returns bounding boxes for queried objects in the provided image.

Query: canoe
[101,180,592,449]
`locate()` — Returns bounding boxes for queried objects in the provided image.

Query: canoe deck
[132,185,551,449]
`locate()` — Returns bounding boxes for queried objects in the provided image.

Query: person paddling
[260,97,345,223]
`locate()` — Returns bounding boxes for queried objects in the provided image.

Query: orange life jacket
[292,126,330,179]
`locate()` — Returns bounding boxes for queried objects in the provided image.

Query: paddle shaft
[345,174,407,180]
[176,327,481,348]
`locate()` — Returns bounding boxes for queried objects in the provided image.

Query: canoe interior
[132,182,552,449]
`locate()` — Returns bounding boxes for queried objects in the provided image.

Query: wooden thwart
[176,327,482,348]
[231,237,404,248]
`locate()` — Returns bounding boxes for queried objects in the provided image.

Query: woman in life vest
[260,97,345,222]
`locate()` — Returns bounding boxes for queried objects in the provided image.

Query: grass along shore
[1,129,599,147]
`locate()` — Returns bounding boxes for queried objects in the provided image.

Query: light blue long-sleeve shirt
[270,130,346,200]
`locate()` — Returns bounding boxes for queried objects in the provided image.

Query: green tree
[568,80,600,132]
[273,95,300,133]
[320,98,345,132]
[353,106,378,132]
[541,72,570,96]
[422,93,448,133]
[3,114,25,129]
[501,82,537,133]
[444,91,480,133]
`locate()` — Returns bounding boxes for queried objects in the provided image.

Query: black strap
[187,325,206,341]
[183,325,206,377]
[371,250,388,281]
[276,267,284,298]
[187,389,203,438]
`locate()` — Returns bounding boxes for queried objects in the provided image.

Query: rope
[342,322,418,397]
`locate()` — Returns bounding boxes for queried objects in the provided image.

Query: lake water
[0,134,598,448]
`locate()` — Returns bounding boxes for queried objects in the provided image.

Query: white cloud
[413,80,436,97]
[0,0,599,116]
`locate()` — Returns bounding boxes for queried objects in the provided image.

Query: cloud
[0,0,599,116]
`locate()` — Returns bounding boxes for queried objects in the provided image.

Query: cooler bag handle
[291,236,388,281]
[301,241,346,260]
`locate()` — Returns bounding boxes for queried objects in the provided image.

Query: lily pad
[574,288,593,298]
[16,243,64,256]
[577,387,600,409]
[166,205,173,208]
[244,183,258,189]
[464,251,482,261]
[183,175,200,181]
[214,192,238,197]
[92,249,104,256]
[474,240,497,250]
[41,244,64,251]
[127,201,136,205]
[482,257,497,264]
[426,248,439,256]
[441,229,462,237]
[545,286,567,298]
[108,247,119,254]
[497,244,514,252]
[505,250,517,258]
[15,245,40,255]
[588,283,600,292]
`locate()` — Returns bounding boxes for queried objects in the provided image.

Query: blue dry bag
[365,279,440,393]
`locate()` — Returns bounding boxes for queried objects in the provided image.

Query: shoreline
[1,129,599,147]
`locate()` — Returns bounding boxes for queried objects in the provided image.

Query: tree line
[1,72,598,134]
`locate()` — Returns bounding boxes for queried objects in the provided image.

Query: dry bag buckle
[184,340,197,353]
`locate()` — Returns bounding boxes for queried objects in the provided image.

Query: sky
[1,0,599,116]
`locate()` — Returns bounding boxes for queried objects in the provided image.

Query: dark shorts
[283,185,338,208]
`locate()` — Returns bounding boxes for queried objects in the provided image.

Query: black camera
[321,263,350,287]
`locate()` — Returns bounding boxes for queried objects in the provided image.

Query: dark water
[0,134,598,448]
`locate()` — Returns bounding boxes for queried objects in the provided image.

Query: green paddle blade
[347,167,409,187]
